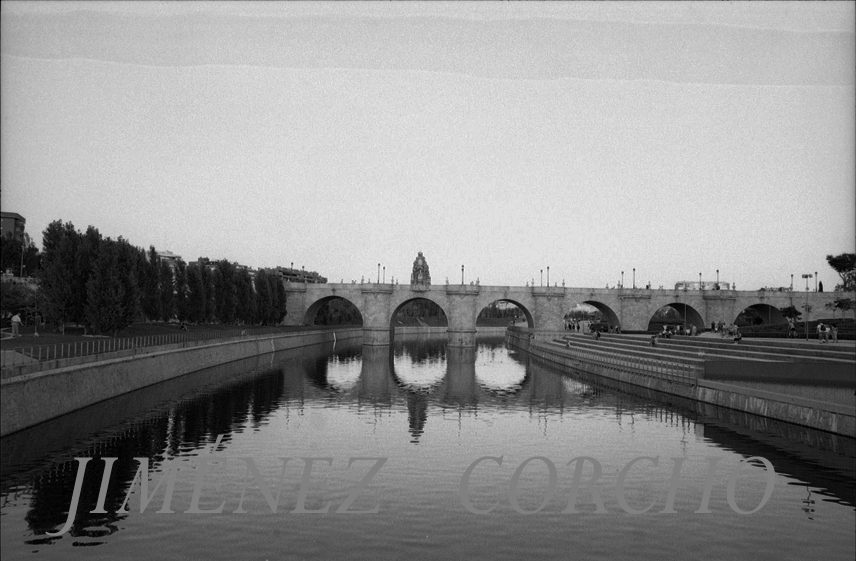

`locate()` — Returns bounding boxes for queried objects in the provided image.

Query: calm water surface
[1,335,854,560]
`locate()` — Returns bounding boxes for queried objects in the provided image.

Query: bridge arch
[389,296,450,329]
[476,298,534,329]
[581,300,621,329]
[735,303,785,326]
[647,302,705,332]
[303,296,364,326]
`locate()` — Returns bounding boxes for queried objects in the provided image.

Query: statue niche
[410,252,431,287]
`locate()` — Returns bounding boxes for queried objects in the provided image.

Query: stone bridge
[283,282,849,347]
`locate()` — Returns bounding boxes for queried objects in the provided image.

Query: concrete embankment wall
[0,328,362,438]
[506,330,855,437]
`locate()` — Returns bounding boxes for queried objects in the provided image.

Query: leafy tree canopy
[826,253,856,291]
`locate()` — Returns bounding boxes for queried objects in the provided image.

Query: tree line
[36,220,287,335]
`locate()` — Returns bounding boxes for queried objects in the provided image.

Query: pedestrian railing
[0,327,289,371]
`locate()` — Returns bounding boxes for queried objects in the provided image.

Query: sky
[1,1,854,291]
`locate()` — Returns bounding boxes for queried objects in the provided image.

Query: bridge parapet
[532,287,566,297]
[446,285,480,296]
[361,285,394,295]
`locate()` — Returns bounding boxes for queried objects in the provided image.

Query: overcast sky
[2,1,853,290]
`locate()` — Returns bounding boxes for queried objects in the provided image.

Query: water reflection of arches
[735,303,785,325]
[647,302,706,331]
[581,300,621,328]
[303,296,363,326]
[388,337,447,393]
[474,339,528,396]
[476,298,534,328]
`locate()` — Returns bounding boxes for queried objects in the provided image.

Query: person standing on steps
[10,313,22,337]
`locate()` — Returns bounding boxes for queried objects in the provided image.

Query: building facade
[0,212,26,239]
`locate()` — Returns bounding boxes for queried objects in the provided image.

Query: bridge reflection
[1,335,853,544]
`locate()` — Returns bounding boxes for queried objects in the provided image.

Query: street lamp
[699,272,702,289]
[621,271,624,288]
[716,269,719,286]
[633,268,635,289]
[540,269,543,286]
[802,273,812,340]
[383,266,386,284]
[377,263,380,284]
[462,265,465,285]
[547,266,550,287]
[791,274,793,291]
[814,272,818,292]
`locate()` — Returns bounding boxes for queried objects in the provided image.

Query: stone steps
[554,333,855,368]
[550,336,707,369]
[580,334,856,364]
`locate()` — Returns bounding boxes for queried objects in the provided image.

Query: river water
[1,335,854,560]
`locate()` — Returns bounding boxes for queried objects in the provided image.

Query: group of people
[787,318,839,342]
[816,322,838,343]
[565,319,583,332]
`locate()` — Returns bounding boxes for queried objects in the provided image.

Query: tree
[826,253,856,292]
[186,263,206,323]
[255,269,273,324]
[235,267,256,324]
[159,260,175,322]
[174,260,189,322]
[275,275,287,324]
[833,298,854,321]
[214,260,238,323]
[201,265,216,323]
[72,226,102,331]
[779,305,802,320]
[0,281,37,317]
[116,239,143,328]
[85,238,125,336]
[38,220,79,333]
[142,246,162,321]
[0,231,40,277]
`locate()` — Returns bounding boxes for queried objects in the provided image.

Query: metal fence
[0,327,290,371]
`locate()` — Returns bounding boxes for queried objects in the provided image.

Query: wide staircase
[549,332,856,372]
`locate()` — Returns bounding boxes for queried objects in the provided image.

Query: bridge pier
[362,327,392,346]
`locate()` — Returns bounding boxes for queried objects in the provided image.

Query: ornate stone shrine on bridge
[410,252,431,287]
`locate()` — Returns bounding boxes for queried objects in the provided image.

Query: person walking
[816,322,825,343]
[10,313,22,337]
[831,323,838,343]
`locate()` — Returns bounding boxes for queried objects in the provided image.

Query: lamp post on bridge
[633,268,635,289]
[716,269,719,288]
[802,273,812,341]
[699,272,702,289]
[621,271,624,288]
[791,274,793,291]
[547,267,550,288]
[377,263,380,284]
[383,266,385,284]
[461,265,464,285]
[815,272,818,292]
